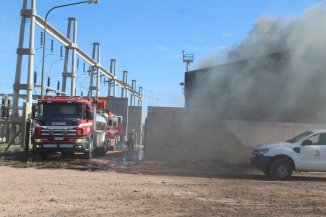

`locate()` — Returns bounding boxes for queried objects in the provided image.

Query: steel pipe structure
[40,0,99,99]
[10,0,143,148]
[35,15,141,100]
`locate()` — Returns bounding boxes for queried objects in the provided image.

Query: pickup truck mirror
[302,140,312,146]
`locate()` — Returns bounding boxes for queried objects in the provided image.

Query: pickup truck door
[299,133,326,171]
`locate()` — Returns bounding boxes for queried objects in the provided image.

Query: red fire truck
[32,96,108,159]
[106,112,123,150]
[94,98,123,151]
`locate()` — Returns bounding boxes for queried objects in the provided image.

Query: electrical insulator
[83,62,86,73]
[7,99,11,118]
[1,98,5,118]
[46,77,50,95]
[88,66,91,75]
[40,32,44,46]
[34,71,37,84]
[57,81,60,91]
[77,58,79,69]
[51,39,54,53]
[60,46,63,58]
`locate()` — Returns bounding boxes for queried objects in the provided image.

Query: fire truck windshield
[38,103,83,120]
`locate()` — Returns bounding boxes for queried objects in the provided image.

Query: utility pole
[70,18,78,96]
[121,71,128,98]
[131,80,136,106]
[138,87,143,106]
[89,42,101,100]
[11,0,35,148]
[62,17,78,96]
[108,59,117,97]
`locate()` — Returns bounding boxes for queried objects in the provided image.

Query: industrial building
[144,51,326,162]
[184,51,326,124]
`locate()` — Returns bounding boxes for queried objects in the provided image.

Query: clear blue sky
[0,0,317,114]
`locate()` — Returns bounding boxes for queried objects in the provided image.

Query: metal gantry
[35,15,142,99]
[8,0,143,149]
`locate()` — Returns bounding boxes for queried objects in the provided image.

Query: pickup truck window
[305,133,326,145]
[286,131,313,143]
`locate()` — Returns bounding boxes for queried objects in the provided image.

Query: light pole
[41,0,99,99]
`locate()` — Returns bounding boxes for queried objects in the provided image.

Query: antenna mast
[182,50,194,72]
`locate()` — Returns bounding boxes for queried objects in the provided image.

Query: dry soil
[0,151,326,217]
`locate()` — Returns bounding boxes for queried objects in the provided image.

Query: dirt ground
[1,151,326,217]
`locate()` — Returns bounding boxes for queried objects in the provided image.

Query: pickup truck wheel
[268,159,292,180]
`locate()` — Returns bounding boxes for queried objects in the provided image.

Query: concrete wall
[224,120,326,147]
[144,107,326,163]
[128,106,142,144]
[107,97,128,137]
[107,97,142,144]
[144,107,248,163]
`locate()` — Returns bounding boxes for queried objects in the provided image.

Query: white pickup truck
[250,130,326,180]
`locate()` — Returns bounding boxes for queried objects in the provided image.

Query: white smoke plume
[228,16,289,60]
[146,5,326,166]
[189,5,326,123]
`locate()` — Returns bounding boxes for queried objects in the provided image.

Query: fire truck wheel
[108,145,115,151]
[61,152,74,159]
[103,142,108,154]
[40,152,48,160]
[85,138,94,159]
[97,142,107,156]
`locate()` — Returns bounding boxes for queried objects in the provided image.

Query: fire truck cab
[32,96,108,159]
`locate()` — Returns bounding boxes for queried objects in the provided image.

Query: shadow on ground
[0,148,144,171]
[2,149,326,182]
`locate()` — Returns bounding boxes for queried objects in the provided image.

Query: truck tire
[108,145,115,151]
[97,142,107,156]
[85,137,94,159]
[268,159,293,180]
[61,152,74,159]
[40,152,49,160]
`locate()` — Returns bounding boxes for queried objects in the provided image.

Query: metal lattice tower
[9,0,143,150]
